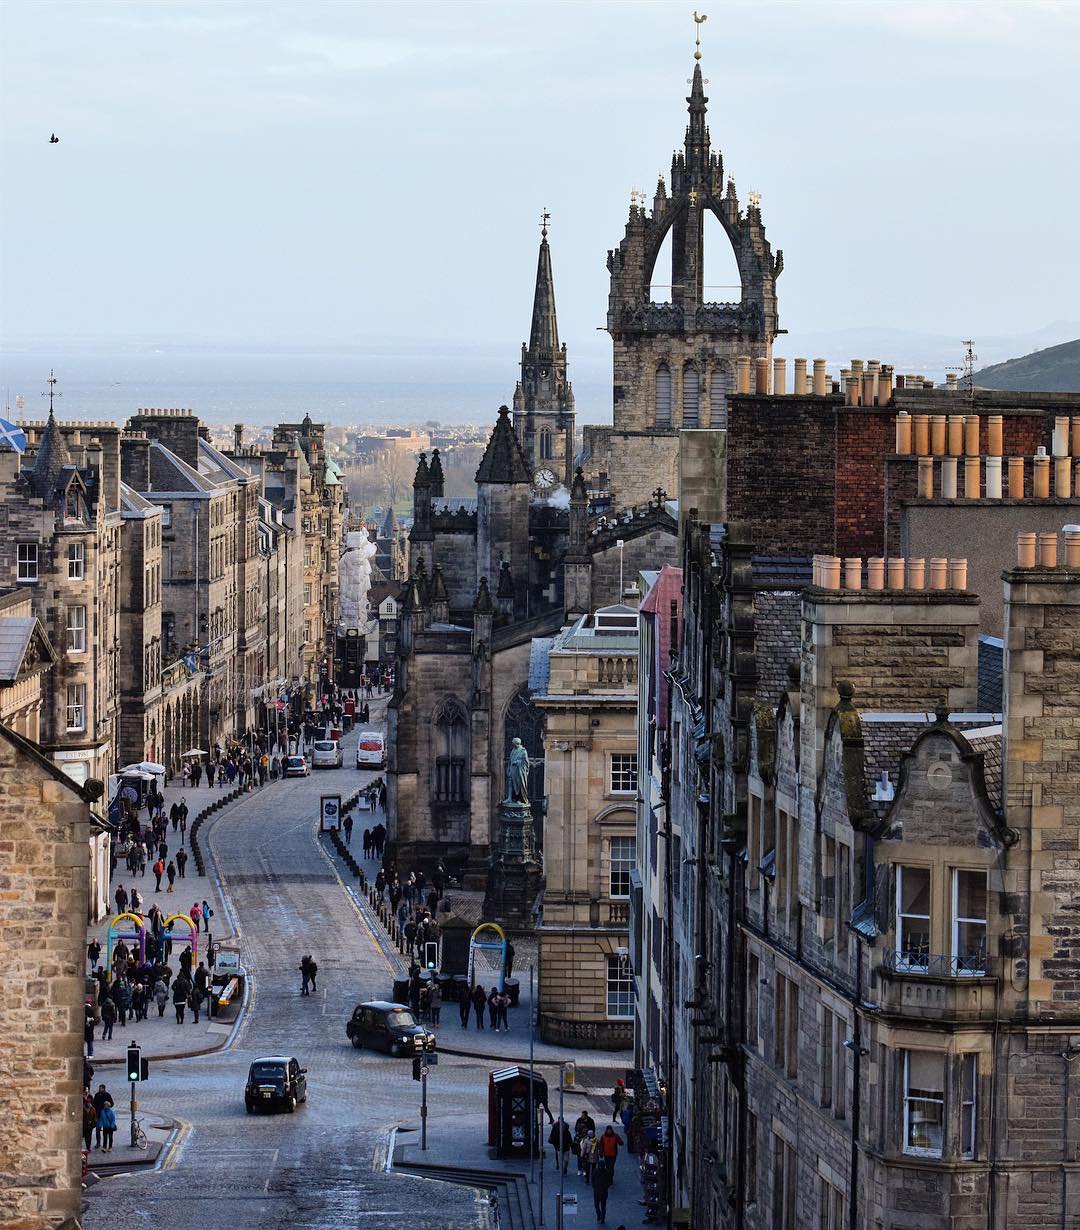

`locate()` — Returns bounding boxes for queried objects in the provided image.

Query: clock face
[533,467,557,492]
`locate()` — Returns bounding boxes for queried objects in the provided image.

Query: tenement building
[532,602,639,1047]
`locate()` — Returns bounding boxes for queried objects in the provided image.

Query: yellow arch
[109,912,145,932]
[164,912,197,934]
[471,922,507,943]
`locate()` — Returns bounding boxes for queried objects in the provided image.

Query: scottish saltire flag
[0,418,26,452]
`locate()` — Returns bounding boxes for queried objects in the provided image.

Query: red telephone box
[488,1065,548,1159]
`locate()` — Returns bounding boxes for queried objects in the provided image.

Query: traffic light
[423,941,438,971]
[412,1056,422,1082]
[127,1044,141,1082]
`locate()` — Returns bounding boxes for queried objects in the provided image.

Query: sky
[1,0,1078,363]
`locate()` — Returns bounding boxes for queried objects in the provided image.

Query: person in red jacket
[598,1125,624,1181]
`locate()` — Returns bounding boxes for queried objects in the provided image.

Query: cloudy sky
[1,0,1076,357]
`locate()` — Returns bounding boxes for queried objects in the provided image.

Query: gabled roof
[119,482,160,517]
[198,437,249,485]
[0,615,56,685]
[475,406,531,485]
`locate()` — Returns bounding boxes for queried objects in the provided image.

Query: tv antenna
[961,339,977,403]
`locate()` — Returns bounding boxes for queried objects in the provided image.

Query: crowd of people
[543,1098,629,1224]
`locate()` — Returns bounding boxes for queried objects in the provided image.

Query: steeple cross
[42,369,61,416]
[652,487,668,508]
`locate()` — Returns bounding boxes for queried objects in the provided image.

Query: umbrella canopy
[181,748,207,757]
[119,761,166,775]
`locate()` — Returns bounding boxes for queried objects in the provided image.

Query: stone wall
[0,726,91,1230]
[581,426,680,513]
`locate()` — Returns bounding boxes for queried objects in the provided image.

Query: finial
[693,10,707,60]
[42,369,61,418]
[540,207,550,239]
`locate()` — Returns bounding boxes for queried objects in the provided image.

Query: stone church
[387,47,780,891]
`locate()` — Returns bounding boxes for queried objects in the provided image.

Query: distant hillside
[975,338,1080,393]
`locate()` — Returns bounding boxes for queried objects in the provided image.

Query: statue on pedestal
[505,737,531,806]
[485,733,543,930]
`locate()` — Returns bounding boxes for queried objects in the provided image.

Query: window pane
[961,1053,977,1157]
[904,1051,944,1156]
[900,867,930,916]
[610,753,637,793]
[606,954,634,1018]
[609,836,635,897]
[897,866,931,969]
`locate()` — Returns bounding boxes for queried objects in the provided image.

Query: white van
[311,739,343,769]
[355,731,386,769]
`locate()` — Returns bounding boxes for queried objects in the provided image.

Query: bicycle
[131,1118,148,1150]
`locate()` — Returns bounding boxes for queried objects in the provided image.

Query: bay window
[952,870,988,975]
[903,1051,944,1157]
[895,866,931,971]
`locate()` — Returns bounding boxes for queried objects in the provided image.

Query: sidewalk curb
[86,1114,179,1179]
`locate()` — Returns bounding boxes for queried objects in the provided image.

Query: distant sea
[0,343,614,430]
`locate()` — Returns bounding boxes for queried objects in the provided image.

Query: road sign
[420,1065,430,1078]
[425,1052,439,1065]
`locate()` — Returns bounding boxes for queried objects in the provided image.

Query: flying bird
[49,133,59,144]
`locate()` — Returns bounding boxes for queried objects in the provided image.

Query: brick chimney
[126,409,200,469]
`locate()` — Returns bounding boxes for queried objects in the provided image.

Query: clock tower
[512,214,576,489]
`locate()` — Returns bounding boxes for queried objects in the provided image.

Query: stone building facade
[0,589,57,740]
[118,480,164,766]
[0,721,97,1230]
[0,412,123,785]
[582,53,782,510]
[533,603,639,1048]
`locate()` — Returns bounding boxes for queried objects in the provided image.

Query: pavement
[81,698,650,1230]
[396,1112,648,1230]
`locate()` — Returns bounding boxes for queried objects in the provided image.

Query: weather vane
[693,11,707,61]
[42,369,61,416]
[540,207,550,239]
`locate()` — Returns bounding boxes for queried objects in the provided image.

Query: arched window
[682,363,700,428]
[710,363,733,431]
[539,428,552,460]
[433,700,469,804]
[655,363,673,428]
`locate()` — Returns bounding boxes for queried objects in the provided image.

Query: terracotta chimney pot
[845,374,860,407]
[907,558,926,589]
[862,373,876,408]
[895,412,912,455]
[931,415,947,455]
[1056,457,1073,499]
[1017,532,1037,568]
[794,358,808,395]
[1034,452,1051,498]
[918,456,934,498]
[964,414,980,457]
[964,456,981,498]
[737,355,752,395]
[887,557,905,589]
[824,556,841,590]
[773,357,787,396]
[867,557,885,590]
[1008,456,1025,498]
[941,456,958,499]
[987,415,1003,457]
[844,557,862,590]
[985,456,1003,499]
[1038,532,1058,568]
[929,558,949,590]
[1072,416,1080,458]
[1066,530,1080,569]
[812,358,827,397]
[948,415,964,455]
[1053,415,1070,458]
[914,415,930,455]
[949,559,968,590]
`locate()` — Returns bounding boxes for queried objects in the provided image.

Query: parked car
[284,754,310,778]
[311,739,343,769]
[355,732,386,769]
[244,1056,308,1113]
[346,1001,436,1056]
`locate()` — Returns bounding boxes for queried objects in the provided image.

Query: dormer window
[65,488,80,519]
[952,870,988,975]
[895,866,931,972]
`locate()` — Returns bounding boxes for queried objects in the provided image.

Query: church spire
[528,210,560,361]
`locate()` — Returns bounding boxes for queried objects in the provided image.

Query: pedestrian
[98,1100,117,1153]
[488,985,500,1031]
[173,973,190,1023]
[82,1090,97,1153]
[114,884,128,915]
[471,983,487,1030]
[343,813,353,846]
[299,954,316,995]
[166,860,176,893]
[581,1130,597,1183]
[153,977,168,1017]
[130,887,142,914]
[115,979,132,1026]
[496,990,510,1032]
[192,761,203,788]
[152,857,164,892]
[207,760,216,787]
[362,828,371,859]
[190,901,202,931]
[549,1117,573,1175]
[176,848,188,878]
[429,980,441,1027]
[189,983,205,1024]
[182,762,191,787]
[88,938,101,972]
[131,981,146,1022]
[610,1078,627,1123]
[591,1156,613,1223]
[84,1003,96,1057]
[458,985,470,1029]
[201,899,213,934]
[505,940,515,978]
[100,995,116,1041]
[92,1085,114,1150]
[194,960,210,995]
[574,1112,596,1174]
[598,1126,623,1180]
[179,811,187,841]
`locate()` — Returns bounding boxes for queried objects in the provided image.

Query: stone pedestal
[484,800,542,930]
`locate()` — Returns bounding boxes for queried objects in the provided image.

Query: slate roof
[754,589,801,706]
[965,727,1004,812]
[0,617,42,684]
[27,412,72,497]
[149,442,217,494]
[475,406,531,485]
[528,636,556,694]
[752,555,813,587]
[977,636,1004,712]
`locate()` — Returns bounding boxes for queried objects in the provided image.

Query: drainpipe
[849,939,866,1230]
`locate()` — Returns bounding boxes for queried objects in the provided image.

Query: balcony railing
[883,947,988,978]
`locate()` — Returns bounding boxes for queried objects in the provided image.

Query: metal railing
[883,948,988,977]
